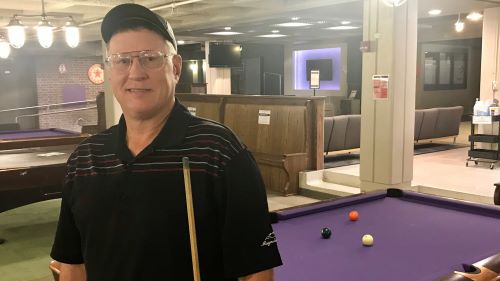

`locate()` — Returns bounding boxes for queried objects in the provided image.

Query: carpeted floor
[324,142,468,169]
[0,200,59,281]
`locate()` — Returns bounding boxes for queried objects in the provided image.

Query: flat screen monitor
[306,59,333,81]
[209,43,242,67]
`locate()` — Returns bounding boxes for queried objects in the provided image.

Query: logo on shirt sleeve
[261,232,277,247]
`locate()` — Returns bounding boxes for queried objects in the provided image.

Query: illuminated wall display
[293,47,341,90]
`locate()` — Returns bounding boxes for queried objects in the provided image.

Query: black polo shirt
[51,99,282,281]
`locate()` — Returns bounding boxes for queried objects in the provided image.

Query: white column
[359,0,418,191]
[478,7,500,145]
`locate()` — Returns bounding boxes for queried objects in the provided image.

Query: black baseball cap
[101,3,177,51]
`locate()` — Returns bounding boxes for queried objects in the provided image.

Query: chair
[49,260,61,281]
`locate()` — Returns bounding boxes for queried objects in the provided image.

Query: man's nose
[128,57,147,79]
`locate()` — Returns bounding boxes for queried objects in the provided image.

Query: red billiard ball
[349,210,359,221]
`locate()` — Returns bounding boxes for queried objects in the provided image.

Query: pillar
[359,0,418,191]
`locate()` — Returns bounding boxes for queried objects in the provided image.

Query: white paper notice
[310,70,320,89]
[258,110,271,125]
[187,107,197,116]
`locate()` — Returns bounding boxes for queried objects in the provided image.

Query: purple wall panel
[294,47,341,90]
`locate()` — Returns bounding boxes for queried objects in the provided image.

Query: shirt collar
[108,98,192,162]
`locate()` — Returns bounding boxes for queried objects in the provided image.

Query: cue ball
[362,234,374,246]
[349,210,359,221]
[321,227,332,239]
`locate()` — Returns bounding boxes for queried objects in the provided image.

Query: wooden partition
[177,94,324,195]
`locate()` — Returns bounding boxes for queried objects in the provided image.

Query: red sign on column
[373,75,389,99]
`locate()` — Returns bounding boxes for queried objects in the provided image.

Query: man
[51,3,282,281]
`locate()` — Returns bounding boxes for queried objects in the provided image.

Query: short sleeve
[50,181,84,264]
[219,149,282,278]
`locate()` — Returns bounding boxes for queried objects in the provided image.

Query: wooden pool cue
[182,157,201,281]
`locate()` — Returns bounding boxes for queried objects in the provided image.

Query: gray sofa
[324,115,361,152]
[324,106,464,153]
[414,106,463,141]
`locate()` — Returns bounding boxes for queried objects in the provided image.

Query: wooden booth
[177,94,324,195]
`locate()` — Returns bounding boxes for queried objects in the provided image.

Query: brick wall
[36,56,104,132]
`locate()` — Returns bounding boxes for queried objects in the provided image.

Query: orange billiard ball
[348,210,359,221]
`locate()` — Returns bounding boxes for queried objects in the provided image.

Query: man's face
[107,28,182,120]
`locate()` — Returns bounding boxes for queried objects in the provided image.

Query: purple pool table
[0,128,89,150]
[271,189,500,281]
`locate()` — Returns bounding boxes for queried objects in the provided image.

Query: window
[423,50,468,91]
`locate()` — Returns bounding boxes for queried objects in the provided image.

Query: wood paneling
[177,94,324,195]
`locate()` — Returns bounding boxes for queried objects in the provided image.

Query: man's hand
[59,262,86,281]
[239,268,274,281]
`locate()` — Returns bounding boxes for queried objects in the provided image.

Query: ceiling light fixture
[257,34,287,38]
[271,30,280,33]
[5,0,80,49]
[291,17,300,21]
[276,22,312,27]
[340,21,351,25]
[382,0,407,7]
[325,26,360,30]
[0,34,11,59]
[317,21,326,24]
[428,9,442,16]
[455,14,465,32]
[466,12,483,21]
[177,40,185,45]
[224,26,232,30]
[206,31,243,36]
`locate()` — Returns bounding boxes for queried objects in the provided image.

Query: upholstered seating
[433,106,464,139]
[324,115,360,153]
[324,106,464,153]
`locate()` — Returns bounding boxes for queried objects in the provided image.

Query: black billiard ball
[321,227,332,239]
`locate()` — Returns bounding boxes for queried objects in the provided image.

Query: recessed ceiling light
[177,40,185,45]
[4,70,11,74]
[257,34,288,38]
[224,26,232,30]
[340,21,351,25]
[291,17,300,21]
[276,22,312,27]
[317,20,326,24]
[248,29,256,33]
[325,26,360,30]
[206,31,243,36]
[466,12,483,21]
[271,30,280,33]
[428,9,442,16]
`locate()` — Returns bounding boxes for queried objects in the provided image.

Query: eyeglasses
[105,50,173,72]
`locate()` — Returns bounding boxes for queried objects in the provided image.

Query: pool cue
[182,157,201,281]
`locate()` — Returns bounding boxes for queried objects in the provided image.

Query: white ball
[362,234,374,246]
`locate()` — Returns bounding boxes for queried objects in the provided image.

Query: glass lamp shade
[0,39,10,59]
[382,0,407,7]
[65,26,80,48]
[7,19,25,49]
[36,20,54,48]
[455,21,465,32]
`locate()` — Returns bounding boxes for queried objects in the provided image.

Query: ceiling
[0,0,500,48]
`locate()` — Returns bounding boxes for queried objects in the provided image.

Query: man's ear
[172,54,182,80]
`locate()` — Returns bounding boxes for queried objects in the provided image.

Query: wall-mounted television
[209,42,242,67]
[306,59,333,81]
[178,43,205,60]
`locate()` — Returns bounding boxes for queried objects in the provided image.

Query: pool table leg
[494,183,500,206]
